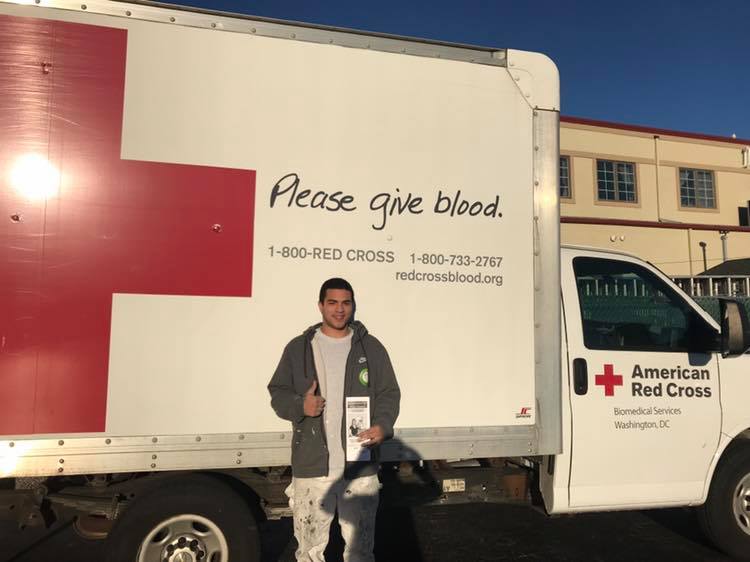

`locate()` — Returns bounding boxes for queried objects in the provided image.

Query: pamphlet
[345,396,371,461]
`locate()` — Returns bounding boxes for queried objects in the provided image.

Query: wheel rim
[733,473,750,537]
[137,513,229,562]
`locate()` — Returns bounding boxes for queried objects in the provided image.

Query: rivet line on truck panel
[58,440,64,446]
[18,0,508,68]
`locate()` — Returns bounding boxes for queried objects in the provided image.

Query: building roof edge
[561,115,750,146]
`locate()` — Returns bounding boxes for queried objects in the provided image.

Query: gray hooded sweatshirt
[268,321,400,479]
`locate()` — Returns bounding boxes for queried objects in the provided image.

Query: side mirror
[720,299,750,358]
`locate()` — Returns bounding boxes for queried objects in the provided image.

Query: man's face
[318,288,354,334]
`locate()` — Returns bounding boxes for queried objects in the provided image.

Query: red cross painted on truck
[0,15,256,434]
[595,364,623,397]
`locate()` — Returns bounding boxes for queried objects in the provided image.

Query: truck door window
[573,257,716,352]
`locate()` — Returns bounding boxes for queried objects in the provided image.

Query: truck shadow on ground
[642,507,718,551]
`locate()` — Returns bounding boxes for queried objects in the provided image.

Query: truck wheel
[105,474,260,562]
[699,444,750,561]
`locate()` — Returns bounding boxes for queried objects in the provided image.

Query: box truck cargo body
[1,1,750,560]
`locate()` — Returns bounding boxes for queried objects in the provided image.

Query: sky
[163,0,750,140]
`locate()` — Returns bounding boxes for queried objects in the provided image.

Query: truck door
[563,253,721,508]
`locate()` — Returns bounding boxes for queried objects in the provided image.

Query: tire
[105,474,260,562]
[698,443,750,561]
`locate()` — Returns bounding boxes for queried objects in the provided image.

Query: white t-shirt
[312,328,352,472]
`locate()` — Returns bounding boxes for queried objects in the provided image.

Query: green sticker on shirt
[358,368,369,387]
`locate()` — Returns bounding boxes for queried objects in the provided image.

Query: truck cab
[541,246,750,559]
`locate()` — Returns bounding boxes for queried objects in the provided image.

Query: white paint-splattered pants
[285,469,380,562]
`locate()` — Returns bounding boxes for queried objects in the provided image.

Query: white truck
[1,1,749,560]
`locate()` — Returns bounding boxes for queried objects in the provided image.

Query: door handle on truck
[573,358,588,395]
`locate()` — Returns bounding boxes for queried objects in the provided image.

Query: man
[268,278,400,562]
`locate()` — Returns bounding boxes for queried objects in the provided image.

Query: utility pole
[720,231,728,262]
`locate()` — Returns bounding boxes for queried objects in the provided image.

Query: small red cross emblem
[595,364,623,396]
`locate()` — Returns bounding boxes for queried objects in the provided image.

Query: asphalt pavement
[0,503,739,561]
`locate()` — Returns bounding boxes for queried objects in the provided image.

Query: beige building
[559,117,750,279]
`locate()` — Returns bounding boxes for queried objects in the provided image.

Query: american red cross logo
[595,364,623,397]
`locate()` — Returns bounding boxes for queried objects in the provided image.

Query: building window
[680,168,715,209]
[596,160,636,202]
[560,156,571,198]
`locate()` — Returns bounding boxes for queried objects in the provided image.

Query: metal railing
[671,276,750,297]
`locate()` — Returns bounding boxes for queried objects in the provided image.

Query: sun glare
[9,153,61,201]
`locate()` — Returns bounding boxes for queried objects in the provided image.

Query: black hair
[318,277,355,304]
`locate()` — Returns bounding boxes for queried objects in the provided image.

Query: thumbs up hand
[303,380,325,417]
[306,379,318,396]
